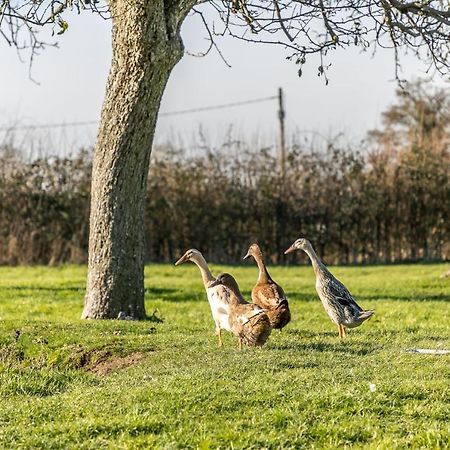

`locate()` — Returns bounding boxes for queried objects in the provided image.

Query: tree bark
[82,0,193,319]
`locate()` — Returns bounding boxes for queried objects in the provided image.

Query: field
[0,263,449,449]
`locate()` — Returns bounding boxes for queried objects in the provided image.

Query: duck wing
[232,305,271,346]
[252,281,288,310]
[321,276,363,312]
[234,304,266,326]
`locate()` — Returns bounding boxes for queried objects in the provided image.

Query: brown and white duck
[285,238,374,338]
[243,243,291,330]
[175,249,231,347]
[210,273,272,348]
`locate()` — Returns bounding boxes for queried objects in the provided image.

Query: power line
[0,95,278,131]
[159,95,277,116]
[0,120,98,131]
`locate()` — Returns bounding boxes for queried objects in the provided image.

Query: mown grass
[0,263,449,449]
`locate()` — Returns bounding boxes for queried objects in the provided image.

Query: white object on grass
[406,348,450,355]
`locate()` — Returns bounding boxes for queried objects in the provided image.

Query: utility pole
[277,87,286,178]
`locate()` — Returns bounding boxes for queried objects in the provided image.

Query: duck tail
[243,313,272,347]
[359,310,374,322]
[276,298,289,309]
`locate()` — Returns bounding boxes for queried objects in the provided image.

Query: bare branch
[0,0,109,68]
[273,0,294,42]
[318,0,339,44]
[1,0,449,81]
[186,7,232,67]
[204,0,450,81]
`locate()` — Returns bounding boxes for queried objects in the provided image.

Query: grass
[0,263,449,449]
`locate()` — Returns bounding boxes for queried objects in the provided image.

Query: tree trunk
[82,0,193,319]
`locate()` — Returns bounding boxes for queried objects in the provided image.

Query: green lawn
[0,263,449,449]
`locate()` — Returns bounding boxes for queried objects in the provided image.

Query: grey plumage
[285,238,374,336]
[317,269,374,328]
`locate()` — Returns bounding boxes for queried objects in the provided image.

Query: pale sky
[0,7,445,156]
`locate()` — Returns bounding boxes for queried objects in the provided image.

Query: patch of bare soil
[89,352,147,376]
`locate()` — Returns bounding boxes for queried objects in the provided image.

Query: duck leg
[217,328,223,347]
[338,324,346,339]
[338,324,343,338]
[238,339,243,350]
[341,326,346,338]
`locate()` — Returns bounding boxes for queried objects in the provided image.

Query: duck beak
[174,254,188,266]
[243,250,251,260]
[284,245,296,255]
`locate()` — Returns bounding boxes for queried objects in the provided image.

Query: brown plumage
[244,244,291,330]
[210,273,272,347]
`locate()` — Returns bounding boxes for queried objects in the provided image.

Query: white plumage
[175,249,232,346]
[206,285,232,332]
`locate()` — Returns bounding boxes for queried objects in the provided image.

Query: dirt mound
[89,352,147,376]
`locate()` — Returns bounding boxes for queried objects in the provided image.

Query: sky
[0,6,446,156]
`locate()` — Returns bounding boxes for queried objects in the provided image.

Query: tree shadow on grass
[273,331,379,355]
[145,287,177,295]
[360,293,449,302]
[276,341,378,356]
[287,292,450,302]
[145,286,188,302]
[1,285,83,292]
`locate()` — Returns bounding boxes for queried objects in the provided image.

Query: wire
[0,120,98,131]
[159,95,277,116]
[0,95,278,131]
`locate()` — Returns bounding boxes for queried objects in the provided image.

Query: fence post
[277,87,286,178]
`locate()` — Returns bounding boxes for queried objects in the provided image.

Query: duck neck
[191,255,215,287]
[253,251,271,284]
[228,286,246,306]
[230,290,245,306]
[303,244,328,276]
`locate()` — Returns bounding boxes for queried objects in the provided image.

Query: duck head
[284,238,311,254]
[243,243,262,260]
[174,248,202,266]
[209,272,239,291]
[210,273,245,305]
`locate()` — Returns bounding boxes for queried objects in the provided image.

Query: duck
[285,238,374,338]
[210,273,272,348]
[175,249,232,347]
[243,243,291,330]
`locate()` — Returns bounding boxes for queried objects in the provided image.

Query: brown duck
[210,273,272,348]
[243,243,291,330]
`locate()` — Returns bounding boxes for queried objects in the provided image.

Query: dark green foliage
[1,139,447,265]
[0,82,448,265]
[0,150,91,264]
